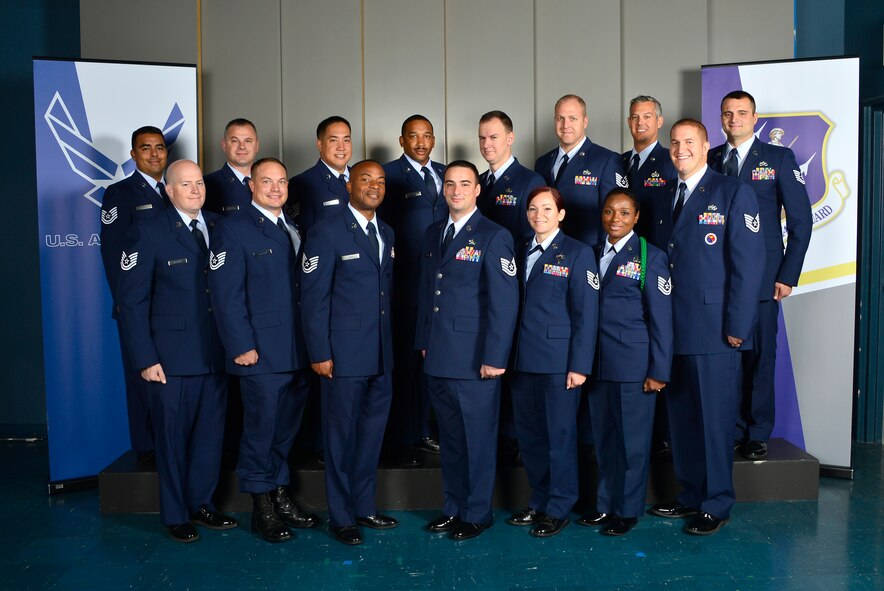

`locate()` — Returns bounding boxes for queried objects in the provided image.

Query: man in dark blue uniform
[623,96,678,245]
[477,110,545,243]
[117,159,237,543]
[380,115,446,467]
[100,125,168,464]
[203,118,259,215]
[649,119,764,535]
[534,94,628,247]
[300,160,398,546]
[288,116,353,232]
[209,157,321,543]
[710,91,813,461]
[417,160,519,541]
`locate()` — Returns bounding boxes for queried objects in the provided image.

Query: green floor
[1,441,882,590]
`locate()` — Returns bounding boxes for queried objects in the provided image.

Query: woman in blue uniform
[506,186,599,538]
[580,188,673,536]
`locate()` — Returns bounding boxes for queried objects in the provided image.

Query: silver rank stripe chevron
[658,276,672,295]
[101,207,118,225]
[586,270,600,290]
[302,253,319,274]
[616,172,628,188]
[120,251,138,270]
[744,213,761,233]
[500,257,517,277]
[793,169,805,185]
[209,251,226,270]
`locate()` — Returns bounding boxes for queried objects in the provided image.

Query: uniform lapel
[345,208,380,268]
[440,210,480,266]
[738,138,762,183]
[603,234,639,287]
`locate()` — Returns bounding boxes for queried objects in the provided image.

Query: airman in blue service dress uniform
[477,110,546,243]
[649,119,764,535]
[582,189,672,537]
[622,96,678,246]
[300,160,398,546]
[534,94,628,248]
[100,125,168,461]
[117,160,238,543]
[380,115,446,467]
[417,160,519,542]
[506,186,598,538]
[287,116,353,232]
[209,158,321,544]
[710,91,812,461]
[203,118,259,215]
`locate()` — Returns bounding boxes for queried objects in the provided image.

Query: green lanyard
[639,236,647,290]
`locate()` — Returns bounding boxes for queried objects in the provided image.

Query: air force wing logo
[744,213,761,233]
[657,276,672,295]
[500,257,517,277]
[120,251,138,270]
[208,251,226,270]
[615,172,628,188]
[302,253,319,274]
[100,207,118,225]
[586,270,600,290]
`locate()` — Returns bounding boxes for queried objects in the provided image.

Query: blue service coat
[621,142,677,246]
[207,204,309,375]
[594,233,672,382]
[299,207,395,377]
[511,230,598,375]
[100,172,168,314]
[709,138,812,299]
[478,158,546,244]
[416,209,519,378]
[117,207,225,375]
[203,164,252,215]
[288,159,350,232]
[655,168,765,354]
[534,138,628,247]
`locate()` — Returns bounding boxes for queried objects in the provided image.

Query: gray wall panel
[708,0,794,65]
[363,0,446,165]
[281,0,364,173]
[201,0,282,171]
[621,0,707,151]
[445,0,536,167]
[534,0,622,158]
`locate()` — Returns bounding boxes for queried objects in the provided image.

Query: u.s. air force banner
[702,57,859,472]
[33,58,197,483]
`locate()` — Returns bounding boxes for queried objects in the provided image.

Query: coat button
[669,263,674,269]
[432,306,439,313]
[436,273,443,279]
[380,291,384,296]
[669,243,674,249]
[434,290,441,296]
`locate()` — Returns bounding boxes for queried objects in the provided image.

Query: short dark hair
[444,159,480,184]
[400,114,433,137]
[721,90,756,113]
[671,118,708,143]
[251,157,287,177]
[629,95,663,117]
[479,110,513,132]
[131,126,164,150]
[317,116,351,139]
[603,188,640,212]
[224,118,257,135]
[349,159,382,175]
[526,186,564,211]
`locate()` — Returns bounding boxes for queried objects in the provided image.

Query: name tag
[222,205,240,212]
[135,204,153,211]
[167,258,188,266]
[323,199,340,207]
[251,249,272,257]
[341,253,360,261]
[405,191,422,198]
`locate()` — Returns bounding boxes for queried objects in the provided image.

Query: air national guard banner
[33,58,198,483]
[702,57,859,471]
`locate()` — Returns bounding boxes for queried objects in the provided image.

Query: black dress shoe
[739,440,768,460]
[251,493,293,543]
[356,514,399,530]
[602,516,638,536]
[425,514,459,533]
[685,512,727,535]
[331,525,363,545]
[649,502,698,518]
[190,506,239,530]
[449,521,490,541]
[416,437,441,454]
[530,516,569,538]
[506,508,544,526]
[167,522,200,543]
[271,486,321,529]
[395,448,424,468]
[576,512,611,526]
